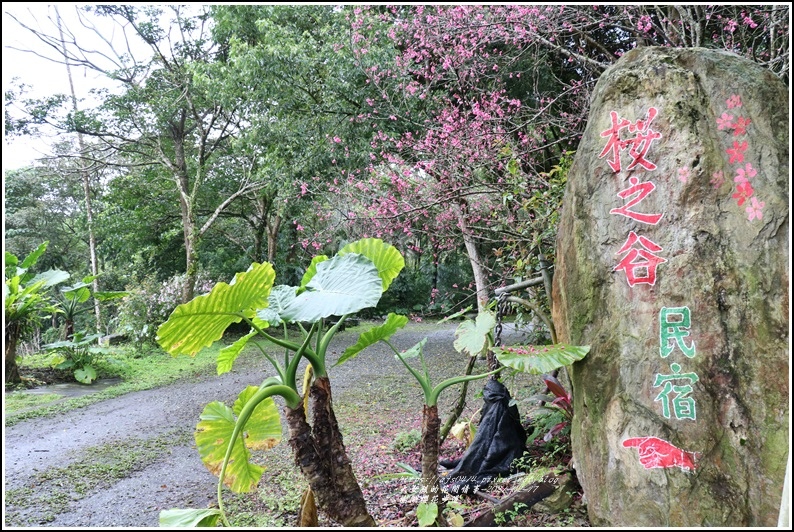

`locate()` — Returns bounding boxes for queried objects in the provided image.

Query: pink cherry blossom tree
[298,5,789,310]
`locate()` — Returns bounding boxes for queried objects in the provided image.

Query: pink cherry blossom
[710,171,725,189]
[726,94,742,109]
[677,167,690,183]
[731,116,751,136]
[732,181,754,206]
[716,112,734,130]
[726,140,748,164]
[733,163,757,184]
[745,197,764,221]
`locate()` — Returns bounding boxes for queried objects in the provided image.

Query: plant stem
[217,384,300,526]
[439,354,477,445]
[421,404,448,526]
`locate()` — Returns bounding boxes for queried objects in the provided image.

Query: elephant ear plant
[156,238,403,528]
[336,310,504,527]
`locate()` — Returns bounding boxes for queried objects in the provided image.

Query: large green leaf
[217,331,257,375]
[74,365,98,384]
[29,269,71,288]
[157,262,276,356]
[195,401,262,493]
[63,285,91,303]
[256,285,297,325]
[279,253,382,323]
[5,250,20,272]
[398,338,427,360]
[298,255,328,294]
[335,313,409,367]
[159,508,221,527]
[417,502,439,527]
[194,387,281,493]
[19,241,48,270]
[493,344,590,374]
[94,290,128,301]
[233,386,282,451]
[453,310,496,356]
[339,238,405,291]
[61,274,100,300]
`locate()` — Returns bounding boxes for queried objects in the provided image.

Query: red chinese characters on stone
[609,177,664,225]
[622,436,698,472]
[599,111,631,172]
[614,231,667,287]
[599,108,662,173]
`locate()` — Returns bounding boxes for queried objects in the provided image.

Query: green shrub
[392,428,422,452]
[117,272,214,345]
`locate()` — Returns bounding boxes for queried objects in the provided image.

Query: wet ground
[19,378,123,398]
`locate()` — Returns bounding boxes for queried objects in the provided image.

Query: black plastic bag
[440,378,527,495]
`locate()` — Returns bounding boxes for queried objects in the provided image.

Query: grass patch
[5,340,234,426]
[4,392,63,413]
[3,318,400,425]
[13,350,54,369]
[4,431,184,526]
[392,428,422,452]
[224,466,307,527]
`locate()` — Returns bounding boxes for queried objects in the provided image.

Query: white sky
[2,3,146,171]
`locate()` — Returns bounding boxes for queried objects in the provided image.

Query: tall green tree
[4,162,89,275]
[9,5,268,302]
[209,5,394,261]
[55,5,102,332]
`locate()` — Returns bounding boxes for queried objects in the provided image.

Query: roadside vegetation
[5,341,223,424]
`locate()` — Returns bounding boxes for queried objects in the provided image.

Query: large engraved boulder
[552,47,788,526]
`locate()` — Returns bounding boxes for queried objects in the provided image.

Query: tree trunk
[284,377,375,526]
[172,128,198,304]
[432,258,439,293]
[453,202,490,312]
[183,233,199,303]
[421,404,448,525]
[5,323,22,385]
[266,213,281,264]
[57,6,102,333]
[251,197,268,263]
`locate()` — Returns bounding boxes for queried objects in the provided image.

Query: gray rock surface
[552,47,788,526]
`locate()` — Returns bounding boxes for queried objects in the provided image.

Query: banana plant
[4,242,69,385]
[57,275,127,339]
[157,238,404,528]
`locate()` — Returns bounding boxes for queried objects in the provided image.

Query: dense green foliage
[4,243,69,384]
[4,4,788,352]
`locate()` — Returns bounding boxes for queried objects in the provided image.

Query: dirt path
[3,321,534,527]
